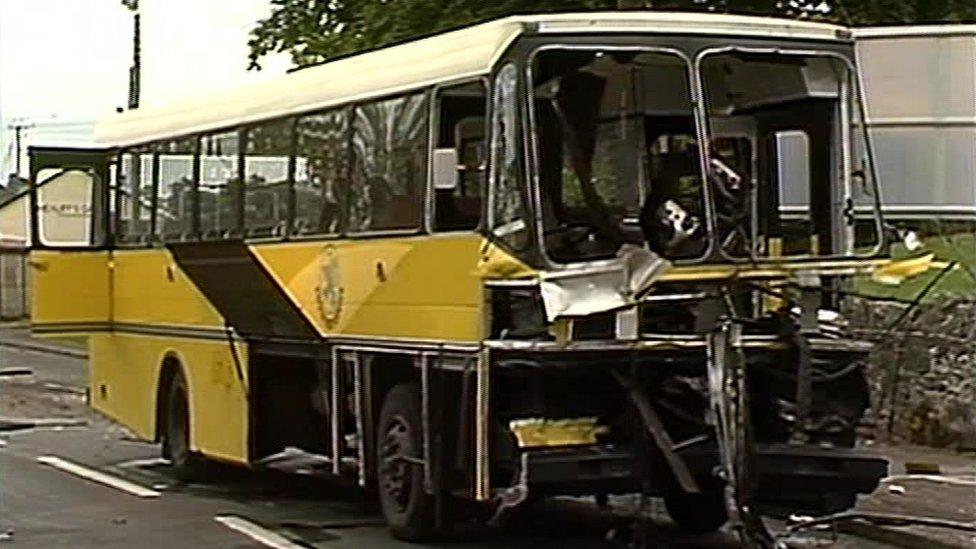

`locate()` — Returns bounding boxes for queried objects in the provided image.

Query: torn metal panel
[538,245,671,321]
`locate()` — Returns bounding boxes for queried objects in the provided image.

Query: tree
[248,1,976,70]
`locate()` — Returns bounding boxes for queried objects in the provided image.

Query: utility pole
[122,0,141,109]
[7,119,34,181]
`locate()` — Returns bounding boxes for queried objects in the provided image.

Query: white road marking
[114,457,171,469]
[883,474,976,487]
[35,455,161,498]
[214,515,304,549]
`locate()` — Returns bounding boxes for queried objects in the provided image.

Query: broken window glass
[700,51,881,257]
[490,64,529,250]
[531,50,705,262]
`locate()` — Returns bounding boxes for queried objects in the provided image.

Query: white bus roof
[95,11,847,148]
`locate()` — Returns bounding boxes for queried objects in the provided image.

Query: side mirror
[432,148,459,191]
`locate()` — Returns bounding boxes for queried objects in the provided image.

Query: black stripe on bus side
[167,240,319,341]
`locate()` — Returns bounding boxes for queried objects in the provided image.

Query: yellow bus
[29,11,892,542]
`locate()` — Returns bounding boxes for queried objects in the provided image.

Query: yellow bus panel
[29,250,110,328]
[89,332,249,465]
[252,233,486,342]
[112,249,224,328]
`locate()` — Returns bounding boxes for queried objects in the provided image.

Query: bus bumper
[512,442,887,514]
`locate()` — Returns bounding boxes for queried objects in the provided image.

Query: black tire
[376,383,437,541]
[664,487,728,533]
[162,372,207,481]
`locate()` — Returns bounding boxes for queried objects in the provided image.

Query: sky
[0,0,289,177]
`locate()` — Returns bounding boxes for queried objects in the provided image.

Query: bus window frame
[240,117,297,241]
[151,136,201,244]
[110,84,457,247]
[345,89,432,238]
[523,44,710,270]
[115,146,156,248]
[197,129,244,241]
[289,106,351,242]
[28,146,114,252]
[485,62,537,258]
[694,45,887,263]
[427,77,490,235]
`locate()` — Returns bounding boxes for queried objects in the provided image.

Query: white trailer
[854,25,976,222]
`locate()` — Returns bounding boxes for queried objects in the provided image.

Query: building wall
[0,194,29,246]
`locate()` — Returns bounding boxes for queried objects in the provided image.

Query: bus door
[28,147,113,335]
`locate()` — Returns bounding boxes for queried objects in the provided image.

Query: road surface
[1,339,973,548]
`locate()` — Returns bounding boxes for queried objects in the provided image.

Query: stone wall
[847,298,975,449]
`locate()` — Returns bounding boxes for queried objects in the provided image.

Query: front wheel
[376,383,438,541]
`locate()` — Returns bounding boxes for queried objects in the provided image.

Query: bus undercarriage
[480,277,887,544]
[242,273,888,546]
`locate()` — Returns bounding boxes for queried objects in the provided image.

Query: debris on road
[0,368,33,377]
[883,474,976,487]
[0,419,34,432]
[905,462,943,475]
[784,511,976,536]
[887,484,906,495]
[42,382,86,396]
[0,417,88,432]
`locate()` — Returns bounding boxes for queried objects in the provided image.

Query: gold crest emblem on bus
[315,246,344,328]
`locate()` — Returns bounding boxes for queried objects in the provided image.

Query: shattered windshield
[531,49,707,263]
[700,51,881,258]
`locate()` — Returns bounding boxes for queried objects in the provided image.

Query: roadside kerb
[0,337,88,360]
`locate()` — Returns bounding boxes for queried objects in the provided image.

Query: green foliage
[249,1,976,70]
[248,1,831,70]
[854,231,976,302]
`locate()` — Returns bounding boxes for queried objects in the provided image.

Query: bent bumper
[514,442,888,514]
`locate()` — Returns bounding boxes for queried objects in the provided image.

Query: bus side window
[243,118,294,238]
[199,131,242,239]
[433,81,486,232]
[294,108,348,237]
[349,92,428,233]
[156,138,197,242]
[117,149,153,245]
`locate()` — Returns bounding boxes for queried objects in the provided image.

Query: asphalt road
[1,342,973,548]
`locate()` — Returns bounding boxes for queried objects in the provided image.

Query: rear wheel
[376,383,438,541]
[162,372,207,481]
[663,487,728,533]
